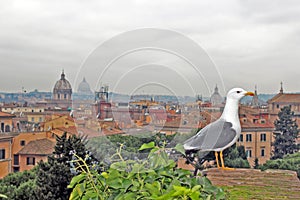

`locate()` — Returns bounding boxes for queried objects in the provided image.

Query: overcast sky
[0,0,300,97]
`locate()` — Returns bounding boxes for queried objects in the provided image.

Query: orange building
[44,114,75,131]
[267,83,300,125]
[17,138,55,171]
[0,111,15,133]
[0,116,78,178]
[0,135,13,178]
[11,131,55,172]
[238,116,274,167]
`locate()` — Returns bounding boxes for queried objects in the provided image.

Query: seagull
[183,88,254,170]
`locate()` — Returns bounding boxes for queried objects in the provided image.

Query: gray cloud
[0,0,299,96]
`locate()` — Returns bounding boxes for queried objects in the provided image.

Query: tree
[35,132,90,200]
[224,145,250,168]
[0,169,37,200]
[272,106,299,159]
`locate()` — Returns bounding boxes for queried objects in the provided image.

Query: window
[0,149,5,159]
[39,117,43,122]
[14,154,19,165]
[31,117,34,122]
[20,140,26,146]
[246,134,252,142]
[58,94,60,99]
[238,134,243,142]
[26,157,35,165]
[5,125,10,132]
[64,94,67,99]
[261,148,265,157]
[13,167,20,172]
[17,123,20,131]
[277,104,279,109]
[1,122,4,132]
[246,150,252,158]
[260,133,266,142]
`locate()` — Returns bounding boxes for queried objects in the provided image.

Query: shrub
[68,142,226,200]
[259,152,300,179]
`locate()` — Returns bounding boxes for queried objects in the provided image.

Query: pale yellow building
[238,118,274,167]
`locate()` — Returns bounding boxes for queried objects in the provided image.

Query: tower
[279,82,283,94]
[52,70,72,107]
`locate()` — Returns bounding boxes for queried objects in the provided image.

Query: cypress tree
[272,106,299,159]
[35,132,89,200]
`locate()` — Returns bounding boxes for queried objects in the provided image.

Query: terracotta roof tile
[0,111,15,117]
[56,126,78,135]
[268,93,300,103]
[18,138,55,155]
[241,121,274,128]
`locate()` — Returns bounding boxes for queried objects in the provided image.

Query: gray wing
[183,119,236,151]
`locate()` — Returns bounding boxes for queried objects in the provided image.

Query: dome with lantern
[210,85,223,106]
[77,77,93,95]
[53,70,72,100]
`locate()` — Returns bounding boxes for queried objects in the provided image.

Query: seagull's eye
[236,91,241,93]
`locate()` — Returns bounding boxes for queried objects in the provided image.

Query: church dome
[210,85,223,106]
[77,77,93,94]
[53,70,72,100]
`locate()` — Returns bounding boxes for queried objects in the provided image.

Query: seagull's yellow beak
[245,91,255,96]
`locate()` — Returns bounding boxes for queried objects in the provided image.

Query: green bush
[68,142,226,200]
[259,152,300,179]
[0,169,37,199]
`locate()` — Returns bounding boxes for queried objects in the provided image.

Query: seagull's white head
[221,88,255,127]
[226,88,254,101]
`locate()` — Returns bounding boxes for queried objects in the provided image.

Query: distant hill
[0,90,277,105]
[241,94,276,105]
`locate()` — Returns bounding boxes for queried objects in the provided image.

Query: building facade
[0,111,15,133]
[0,135,13,178]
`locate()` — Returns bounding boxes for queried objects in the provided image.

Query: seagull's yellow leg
[215,151,220,168]
[220,151,235,170]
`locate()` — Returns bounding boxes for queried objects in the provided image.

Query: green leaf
[75,183,84,196]
[139,142,155,151]
[191,185,201,192]
[174,143,186,156]
[107,178,123,189]
[172,185,190,196]
[69,188,79,200]
[110,161,127,171]
[145,181,161,196]
[68,173,87,188]
[0,194,7,199]
[131,163,145,174]
[122,179,132,191]
[189,190,200,200]
[101,171,109,179]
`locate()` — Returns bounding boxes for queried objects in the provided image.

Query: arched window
[5,125,10,132]
[1,123,4,132]
[17,123,20,131]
